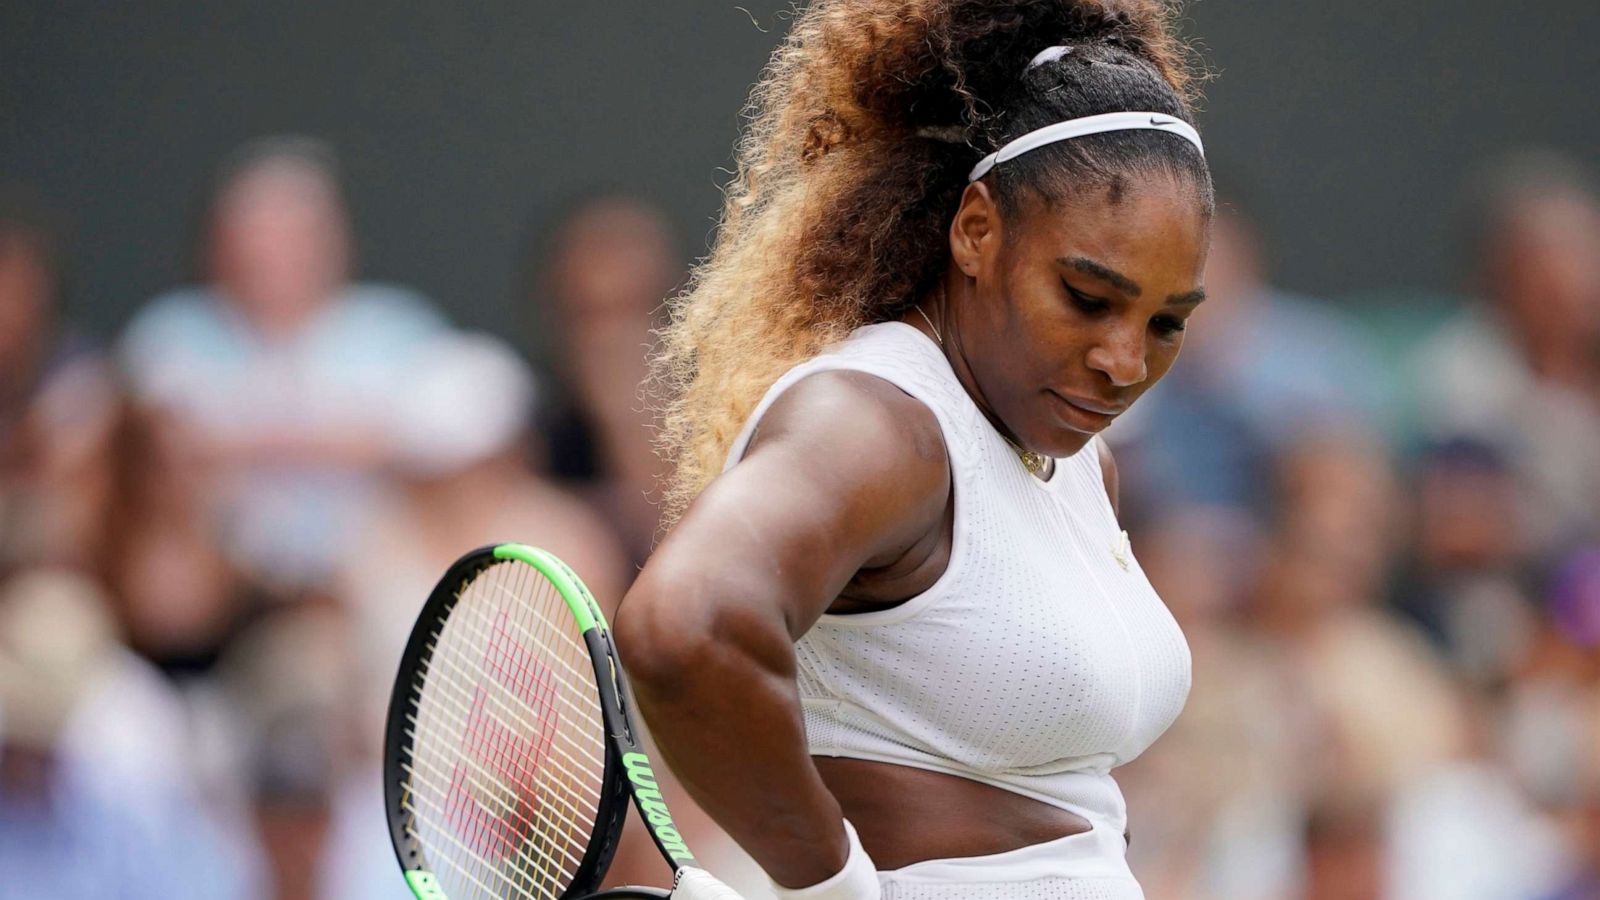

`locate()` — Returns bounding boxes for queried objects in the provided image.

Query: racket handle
[672,867,749,899]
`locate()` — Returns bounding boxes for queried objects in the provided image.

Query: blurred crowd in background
[0,133,1597,899]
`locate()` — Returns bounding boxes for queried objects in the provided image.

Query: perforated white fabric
[880,878,1144,900]
[873,821,1142,896]
[724,322,1192,842]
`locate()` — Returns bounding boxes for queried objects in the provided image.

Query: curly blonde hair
[654,0,1205,525]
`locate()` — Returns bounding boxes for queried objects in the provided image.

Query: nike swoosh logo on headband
[969,111,1206,182]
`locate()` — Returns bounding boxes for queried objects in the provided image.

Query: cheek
[969,270,1038,369]
[992,266,1064,338]
[1144,334,1185,382]
[1010,294,1084,376]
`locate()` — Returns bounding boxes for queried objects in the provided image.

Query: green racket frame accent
[403,871,448,899]
[493,543,607,633]
[386,543,691,900]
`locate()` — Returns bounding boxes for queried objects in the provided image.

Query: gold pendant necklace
[1000,434,1048,477]
[914,304,1050,478]
[913,305,943,345]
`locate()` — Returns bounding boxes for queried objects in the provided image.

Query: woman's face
[949,173,1210,457]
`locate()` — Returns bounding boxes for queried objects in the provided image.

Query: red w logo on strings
[444,611,561,862]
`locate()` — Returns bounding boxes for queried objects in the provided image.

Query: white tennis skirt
[875,823,1144,900]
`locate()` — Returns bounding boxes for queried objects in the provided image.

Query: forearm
[618,586,848,888]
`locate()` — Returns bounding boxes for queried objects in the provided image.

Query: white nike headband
[968,110,1205,182]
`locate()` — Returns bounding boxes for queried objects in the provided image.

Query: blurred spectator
[1500,548,1600,897]
[1121,505,1308,900]
[0,568,257,898]
[1122,430,1574,899]
[0,186,118,573]
[529,194,679,566]
[1393,438,1542,687]
[217,603,349,900]
[338,331,630,746]
[331,330,769,896]
[4,106,1592,900]
[117,136,450,590]
[1410,150,1600,555]
[1257,434,1468,805]
[1383,761,1567,900]
[1302,803,1385,900]
[96,400,263,676]
[1109,182,1386,523]
[326,331,634,899]
[1264,434,1569,898]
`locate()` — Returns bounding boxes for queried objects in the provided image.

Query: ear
[949,181,1001,279]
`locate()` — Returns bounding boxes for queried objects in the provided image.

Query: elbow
[614,566,792,695]
[614,581,702,693]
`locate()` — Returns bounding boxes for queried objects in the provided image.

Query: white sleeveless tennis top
[723,322,1191,835]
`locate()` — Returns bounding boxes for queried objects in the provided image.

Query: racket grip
[672,867,748,899]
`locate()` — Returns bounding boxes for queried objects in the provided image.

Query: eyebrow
[1063,257,1139,296]
[1060,256,1206,305]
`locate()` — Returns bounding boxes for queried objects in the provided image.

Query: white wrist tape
[674,866,747,899]
[769,819,881,900]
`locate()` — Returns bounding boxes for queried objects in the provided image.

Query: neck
[916,273,1054,479]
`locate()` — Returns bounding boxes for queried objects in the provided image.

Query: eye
[1151,315,1187,338]
[1064,282,1110,315]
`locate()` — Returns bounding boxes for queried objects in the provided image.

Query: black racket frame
[385,545,668,899]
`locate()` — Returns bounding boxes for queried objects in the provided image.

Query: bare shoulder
[749,368,947,474]
[1096,437,1120,518]
[737,368,950,562]
[638,368,950,639]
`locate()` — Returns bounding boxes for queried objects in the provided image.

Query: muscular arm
[614,371,949,888]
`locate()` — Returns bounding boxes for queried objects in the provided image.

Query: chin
[1031,425,1097,458]
[1057,431,1099,455]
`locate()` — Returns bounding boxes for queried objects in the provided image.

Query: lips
[1048,390,1127,431]
[1052,391,1127,416]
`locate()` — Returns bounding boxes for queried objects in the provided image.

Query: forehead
[216,163,341,221]
[1007,175,1211,286]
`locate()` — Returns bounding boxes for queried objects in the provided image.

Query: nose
[1085,329,1148,388]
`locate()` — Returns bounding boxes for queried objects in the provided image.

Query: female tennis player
[616,1,1210,897]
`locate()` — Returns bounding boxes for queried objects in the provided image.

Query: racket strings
[444,563,596,888]
[412,562,596,896]
[399,688,599,869]
[400,759,584,896]
[401,669,601,831]
[408,609,609,818]
[404,560,611,899]
[398,726,594,873]
[409,566,563,896]
[412,624,609,793]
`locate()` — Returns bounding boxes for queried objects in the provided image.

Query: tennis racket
[385,543,700,899]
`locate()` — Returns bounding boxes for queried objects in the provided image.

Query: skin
[615,172,1209,887]
[209,161,350,339]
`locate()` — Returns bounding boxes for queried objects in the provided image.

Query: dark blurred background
[3,1,1597,336]
[2,3,1598,899]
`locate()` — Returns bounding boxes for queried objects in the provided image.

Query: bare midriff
[812,757,1094,870]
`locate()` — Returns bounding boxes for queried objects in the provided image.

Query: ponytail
[654,0,1206,525]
